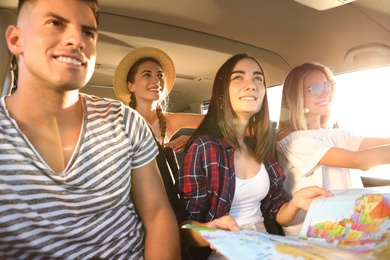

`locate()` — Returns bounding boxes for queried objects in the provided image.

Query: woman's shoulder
[189,134,227,148]
[192,133,218,143]
[277,127,347,139]
[309,128,349,138]
[278,129,355,150]
[165,112,205,134]
[82,94,141,119]
[165,112,205,127]
[276,128,294,141]
[165,112,203,119]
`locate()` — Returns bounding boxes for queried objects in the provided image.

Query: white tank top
[229,163,270,227]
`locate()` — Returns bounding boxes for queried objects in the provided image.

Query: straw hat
[113,47,176,105]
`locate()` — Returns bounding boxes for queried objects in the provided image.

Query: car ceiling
[1,0,389,112]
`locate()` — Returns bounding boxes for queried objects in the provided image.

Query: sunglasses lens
[310,84,323,97]
[324,81,333,89]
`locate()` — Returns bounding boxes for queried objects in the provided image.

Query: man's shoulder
[81,93,134,113]
[81,93,121,105]
[81,93,144,122]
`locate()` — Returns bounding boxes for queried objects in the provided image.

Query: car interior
[1,0,390,188]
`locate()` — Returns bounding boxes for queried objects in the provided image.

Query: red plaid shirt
[176,134,289,225]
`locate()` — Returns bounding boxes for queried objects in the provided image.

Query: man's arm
[131,160,180,259]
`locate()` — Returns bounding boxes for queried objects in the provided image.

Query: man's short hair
[17,0,100,25]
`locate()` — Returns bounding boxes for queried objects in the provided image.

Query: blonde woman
[276,62,390,236]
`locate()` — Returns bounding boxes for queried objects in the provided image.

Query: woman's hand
[207,215,240,231]
[276,186,333,226]
[291,186,333,211]
[207,216,240,251]
[179,217,239,249]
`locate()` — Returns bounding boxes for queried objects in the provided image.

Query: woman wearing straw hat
[113,47,204,152]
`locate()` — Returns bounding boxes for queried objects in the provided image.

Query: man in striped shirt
[0,0,180,259]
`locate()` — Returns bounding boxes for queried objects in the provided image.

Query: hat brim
[113,47,176,105]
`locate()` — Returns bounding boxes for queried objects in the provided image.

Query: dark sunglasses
[307,81,335,97]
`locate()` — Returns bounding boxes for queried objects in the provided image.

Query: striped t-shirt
[0,94,158,259]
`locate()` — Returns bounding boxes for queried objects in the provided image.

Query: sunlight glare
[332,66,390,137]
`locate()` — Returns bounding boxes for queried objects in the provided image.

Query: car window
[333,66,390,137]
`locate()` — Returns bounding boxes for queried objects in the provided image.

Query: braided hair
[156,107,167,145]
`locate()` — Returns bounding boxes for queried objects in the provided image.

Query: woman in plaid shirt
[176,54,332,259]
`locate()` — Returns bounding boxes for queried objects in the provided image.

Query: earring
[304,108,310,113]
[253,116,256,122]
[219,95,223,109]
